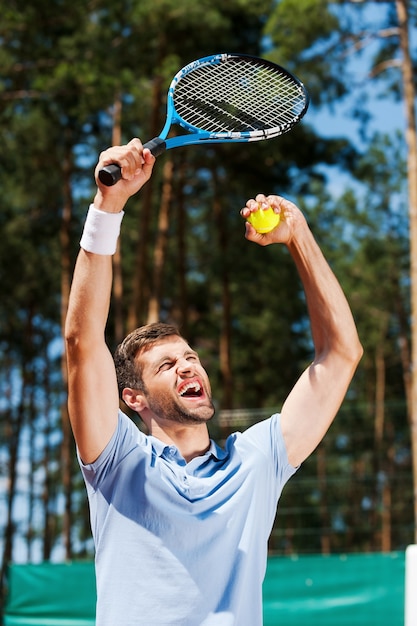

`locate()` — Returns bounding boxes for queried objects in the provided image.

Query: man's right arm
[65,140,155,464]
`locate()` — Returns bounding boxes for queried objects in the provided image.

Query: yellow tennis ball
[247,207,280,233]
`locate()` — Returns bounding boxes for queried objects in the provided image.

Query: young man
[65,138,362,626]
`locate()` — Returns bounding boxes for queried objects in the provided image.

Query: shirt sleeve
[241,413,298,485]
[78,410,144,491]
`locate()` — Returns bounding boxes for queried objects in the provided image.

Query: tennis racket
[98,52,310,186]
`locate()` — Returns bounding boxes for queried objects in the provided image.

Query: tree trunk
[394,276,412,416]
[396,0,417,543]
[316,444,331,554]
[42,357,53,561]
[26,375,36,561]
[128,75,162,330]
[175,157,189,335]
[0,364,25,598]
[374,343,392,551]
[381,427,394,553]
[212,171,233,409]
[60,148,73,560]
[111,94,125,345]
[147,157,173,323]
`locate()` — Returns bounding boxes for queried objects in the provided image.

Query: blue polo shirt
[80,410,297,626]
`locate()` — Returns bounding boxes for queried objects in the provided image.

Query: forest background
[0,0,416,613]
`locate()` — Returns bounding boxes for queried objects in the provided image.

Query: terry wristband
[80,204,125,255]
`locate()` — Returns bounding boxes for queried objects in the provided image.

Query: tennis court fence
[3,550,409,625]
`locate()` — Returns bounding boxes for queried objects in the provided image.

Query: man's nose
[177,358,194,374]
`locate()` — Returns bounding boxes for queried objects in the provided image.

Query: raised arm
[241,194,363,467]
[65,139,155,463]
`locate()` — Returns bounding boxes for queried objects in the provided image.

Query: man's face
[136,336,215,425]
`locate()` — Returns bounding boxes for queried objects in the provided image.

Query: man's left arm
[281,217,362,466]
[241,194,363,468]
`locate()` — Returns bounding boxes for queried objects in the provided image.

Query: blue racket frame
[99,53,309,185]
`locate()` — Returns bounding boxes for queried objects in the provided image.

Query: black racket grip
[98,164,122,186]
[98,138,167,186]
[143,137,167,157]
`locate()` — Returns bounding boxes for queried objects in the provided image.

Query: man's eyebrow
[154,349,198,367]
[184,349,199,357]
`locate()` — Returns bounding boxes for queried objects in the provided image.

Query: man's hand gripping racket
[98,53,309,186]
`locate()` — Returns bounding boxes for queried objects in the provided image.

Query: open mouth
[178,380,203,398]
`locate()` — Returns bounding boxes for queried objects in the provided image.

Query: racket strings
[173,58,306,135]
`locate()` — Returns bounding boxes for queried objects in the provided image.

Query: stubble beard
[146,393,215,425]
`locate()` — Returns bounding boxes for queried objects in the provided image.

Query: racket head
[98,53,309,185]
[163,52,310,148]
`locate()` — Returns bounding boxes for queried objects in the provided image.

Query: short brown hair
[113,322,182,397]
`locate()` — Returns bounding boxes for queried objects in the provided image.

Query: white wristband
[80,204,124,255]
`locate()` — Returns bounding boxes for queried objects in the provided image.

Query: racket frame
[99,53,309,185]
[157,53,309,149]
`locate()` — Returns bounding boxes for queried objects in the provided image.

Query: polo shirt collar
[150,436,227,462]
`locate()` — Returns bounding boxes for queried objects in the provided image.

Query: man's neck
[149,422,211,463]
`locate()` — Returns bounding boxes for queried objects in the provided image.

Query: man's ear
[122,388,147,413]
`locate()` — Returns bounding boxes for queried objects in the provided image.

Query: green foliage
[266,0,338,56]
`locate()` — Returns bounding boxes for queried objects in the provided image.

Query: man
[65,138,362,626]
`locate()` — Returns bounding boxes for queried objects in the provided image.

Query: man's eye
[158,362,172,372]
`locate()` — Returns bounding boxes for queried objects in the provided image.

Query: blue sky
[305,0,414,196]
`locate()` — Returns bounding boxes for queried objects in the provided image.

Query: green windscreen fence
[4,553,405,625]
[4,562,96,626]
[263,552,405,626]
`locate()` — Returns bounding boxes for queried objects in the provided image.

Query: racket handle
[98,138,167,186]
[98,164,122,186]
[143,137,166,157]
